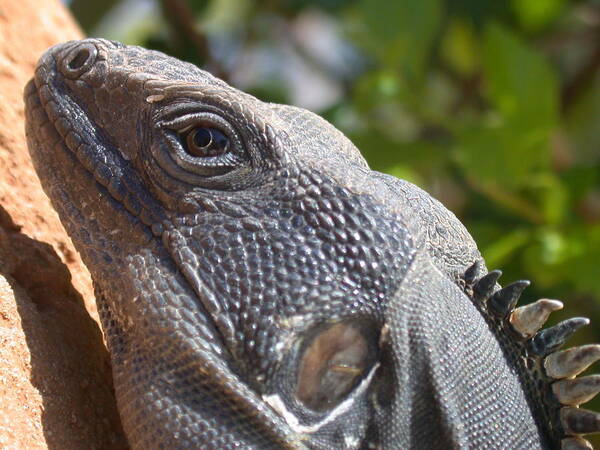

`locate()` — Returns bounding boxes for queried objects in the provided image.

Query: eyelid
[161,112,237,137]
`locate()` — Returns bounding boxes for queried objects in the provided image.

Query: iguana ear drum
[295,320,378,412]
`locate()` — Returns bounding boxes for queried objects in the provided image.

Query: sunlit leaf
[482,23,558,126]
[524,226,600,297]
[565,76,600,164]
[528,173,568,226]
[455,117,550,188]
[482,228,530,268]
[441,19,479,76]
[511,0,566,32]
[353,0,442,82]
[455,24,558,189]
[386,164,424,186]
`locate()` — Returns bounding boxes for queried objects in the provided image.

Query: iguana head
[25,38,600,449]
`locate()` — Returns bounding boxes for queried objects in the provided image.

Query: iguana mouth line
[30,52,165,234]
[29,76,243,358]
[31,47,271,365]
[27,55,305,449]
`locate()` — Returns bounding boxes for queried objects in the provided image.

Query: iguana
[24,38,600,449]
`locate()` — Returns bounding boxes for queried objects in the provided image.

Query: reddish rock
[0,0,127,447]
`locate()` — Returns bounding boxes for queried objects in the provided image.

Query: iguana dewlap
[24,38,600,449]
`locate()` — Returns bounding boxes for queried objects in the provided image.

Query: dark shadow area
[0,204,128,449]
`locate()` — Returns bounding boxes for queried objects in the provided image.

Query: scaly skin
[25,39,597,449]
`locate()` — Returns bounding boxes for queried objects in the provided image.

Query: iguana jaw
[25,40,315,449]
[25,41,165,235]
[26,41,410,448]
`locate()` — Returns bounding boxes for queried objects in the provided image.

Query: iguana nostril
[60,43,98,77]
[67,48,91,70]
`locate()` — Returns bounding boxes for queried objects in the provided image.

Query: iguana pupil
[185,126,230,157]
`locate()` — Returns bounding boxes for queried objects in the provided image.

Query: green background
[68,0,600,441]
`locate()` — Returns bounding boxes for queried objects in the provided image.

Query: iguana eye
[296,322,377,412]
[158,112,247,179]
[183,127,230,158]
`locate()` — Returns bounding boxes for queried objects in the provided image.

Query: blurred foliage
[70,0,600,429]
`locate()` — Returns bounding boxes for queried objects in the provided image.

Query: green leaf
[455,117,551,189]
[386,164,424,186]
[565,75,600,164]
[482,23,558,126]
[353,0,443,81]
[455,24,558,190]
[528,173,568,226]
[524,226,600,297]
[441,19,480,76]
[511,0,566,32]
[482,228,530,268]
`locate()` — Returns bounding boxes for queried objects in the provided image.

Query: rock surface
[0,0,127,447]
